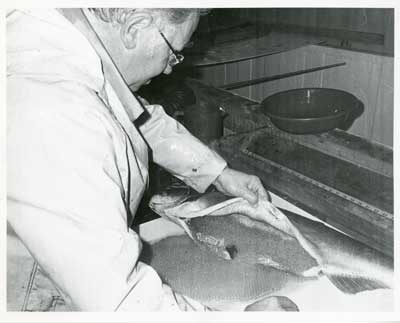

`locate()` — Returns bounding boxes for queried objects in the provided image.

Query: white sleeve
[139,104,227,193]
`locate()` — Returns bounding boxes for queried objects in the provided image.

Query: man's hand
[213,167,270,204]
[245,296,299,311]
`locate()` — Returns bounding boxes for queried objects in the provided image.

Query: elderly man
[7,8,269,311]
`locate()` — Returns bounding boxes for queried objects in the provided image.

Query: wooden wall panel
[224,60,246,97]
[250,48,308,99]
[383,10,395,55]
[302,46,325,87]
[250,56,266,101]
[321,47,383,142]
[371,58,394,147]
[259,52,282,97]
[275,50,305,91]
[234,60,252,98]
[224,61,238,86]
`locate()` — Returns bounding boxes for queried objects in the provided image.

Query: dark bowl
[261,88,363,134]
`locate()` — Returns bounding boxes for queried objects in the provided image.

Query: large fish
[146,186,393,309]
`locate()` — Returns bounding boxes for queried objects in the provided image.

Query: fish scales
[141,235,315,307]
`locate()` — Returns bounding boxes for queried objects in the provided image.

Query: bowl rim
[264,109,348,122]
[261,87,360,102]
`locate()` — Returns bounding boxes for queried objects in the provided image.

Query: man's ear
[120,12,153,49]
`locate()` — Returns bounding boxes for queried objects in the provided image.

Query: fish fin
[326,274,390,294]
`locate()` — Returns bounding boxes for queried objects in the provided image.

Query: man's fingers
[239,188,258,205]
[214,167,270,205]
[247,177,270,203]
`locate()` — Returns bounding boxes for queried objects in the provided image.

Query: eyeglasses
[158,30,184,67]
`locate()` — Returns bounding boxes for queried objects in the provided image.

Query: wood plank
[269,129,393,178]
[246,130,393,213]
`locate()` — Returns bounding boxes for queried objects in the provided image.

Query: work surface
[138,192,393,312]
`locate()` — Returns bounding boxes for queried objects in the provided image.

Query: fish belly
[140,213,319,308]
[140,235,316,308]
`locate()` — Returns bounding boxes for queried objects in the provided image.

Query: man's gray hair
[90,8,208,25]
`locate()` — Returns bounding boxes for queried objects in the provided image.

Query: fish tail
[325,272,391,294]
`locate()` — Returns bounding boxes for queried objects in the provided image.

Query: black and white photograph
[2,2,398,320]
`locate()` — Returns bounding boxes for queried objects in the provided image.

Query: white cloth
[7,9,226,311]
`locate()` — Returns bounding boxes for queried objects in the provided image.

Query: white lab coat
[7,9,227,311]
